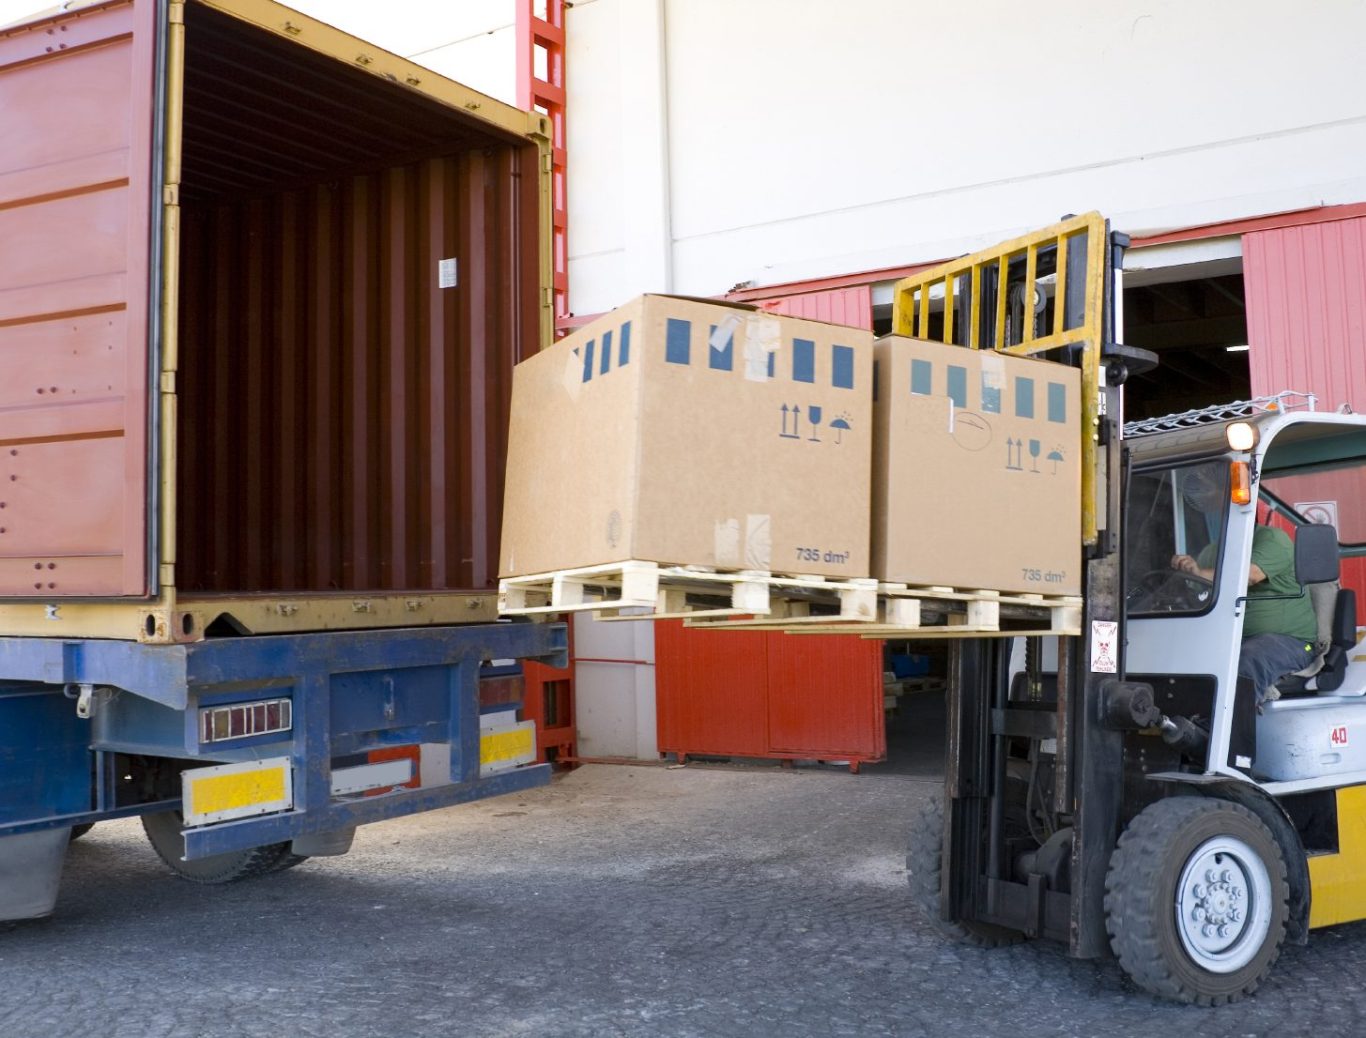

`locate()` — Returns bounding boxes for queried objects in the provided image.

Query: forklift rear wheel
[1104,797,1288,1006]
[906,796,1024,948]
[142,811,306,885]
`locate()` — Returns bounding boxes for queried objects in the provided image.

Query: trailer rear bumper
[0,622,566,864]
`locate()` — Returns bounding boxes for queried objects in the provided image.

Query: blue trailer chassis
[0,621,566,917]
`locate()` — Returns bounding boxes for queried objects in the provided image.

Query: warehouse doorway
[1121,267,1250,420]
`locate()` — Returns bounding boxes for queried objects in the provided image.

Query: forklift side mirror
[1295,523,1340,585]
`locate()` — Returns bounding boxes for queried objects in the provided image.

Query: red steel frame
[516,0,568,331]
[523,617,577,765]
[516,1,575,762]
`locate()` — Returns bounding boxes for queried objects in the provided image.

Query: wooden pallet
[684,584,1082,638]
[498,560,880,622]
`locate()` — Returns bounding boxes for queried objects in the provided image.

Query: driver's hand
[1171,554,1199,575]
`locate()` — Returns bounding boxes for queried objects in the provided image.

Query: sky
[0,0,51,26]
[0,0,516,103]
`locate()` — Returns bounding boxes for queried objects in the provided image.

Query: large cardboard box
[500,295,873,580]
[872,336,1082,595]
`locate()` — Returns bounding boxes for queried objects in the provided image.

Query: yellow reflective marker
[480,722,536,775]
[182,757,293,826]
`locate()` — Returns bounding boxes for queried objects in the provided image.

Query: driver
[1170,466,1318,706]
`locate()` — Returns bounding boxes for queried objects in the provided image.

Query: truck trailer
[0,0,564,918]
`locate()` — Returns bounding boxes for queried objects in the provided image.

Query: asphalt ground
[2,693,1362,1037]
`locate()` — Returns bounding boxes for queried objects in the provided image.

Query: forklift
[897,214,1366,1004]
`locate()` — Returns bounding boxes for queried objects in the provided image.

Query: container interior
[175,3,541,595]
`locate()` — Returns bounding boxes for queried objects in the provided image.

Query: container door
[0,1,162,596]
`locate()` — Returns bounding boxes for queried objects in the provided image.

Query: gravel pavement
[2,702,1362,1037]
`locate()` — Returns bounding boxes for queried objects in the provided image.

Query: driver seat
[1308,584,1357,693]
[1277,584,1358,695]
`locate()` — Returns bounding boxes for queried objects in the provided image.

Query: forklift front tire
[906,797,1024,948]
[1104,797,1289,1005]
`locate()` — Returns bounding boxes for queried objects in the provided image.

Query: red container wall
[656,624,772,758]
[1244,216,1366,413]
[655,621,884,764]
[174,4,542,594]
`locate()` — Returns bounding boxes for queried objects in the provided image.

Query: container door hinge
[163,185,179,206]
[168,2,184,24]
[160,371,176,394]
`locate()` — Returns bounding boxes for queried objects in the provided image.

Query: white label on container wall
[439,257,458,288]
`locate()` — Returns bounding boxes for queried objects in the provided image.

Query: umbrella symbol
[1047,447,1065,474]
[830,415,852,444]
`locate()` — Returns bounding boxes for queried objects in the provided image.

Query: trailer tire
[142,811,297,885]
[1105,796,1288,1006]
[906,796,1024,948]
[68,824,95,841]
[269,850,310,874]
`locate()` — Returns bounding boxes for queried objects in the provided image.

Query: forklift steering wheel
[1128,569,1215,612]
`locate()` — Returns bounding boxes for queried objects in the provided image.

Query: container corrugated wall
[1244,216,1366,413]
[173,3,543,595]
[655,620,885,764]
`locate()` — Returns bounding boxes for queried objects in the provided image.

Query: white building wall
[567,0,1366,314]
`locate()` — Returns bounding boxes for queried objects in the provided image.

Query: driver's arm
[1171,554,1215,582]
[1248,526,1293,588]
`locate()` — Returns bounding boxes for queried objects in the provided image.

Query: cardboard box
[872,336,1081,595]
[500,295,873,580]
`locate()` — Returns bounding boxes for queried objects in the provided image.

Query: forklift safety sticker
[1090,620,1118,674]
[1331,725,1350,748]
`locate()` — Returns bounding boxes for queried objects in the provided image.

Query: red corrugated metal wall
[1246,216,1366,602]
[655,286,883,766]
[757,285,872,329]
[1244,216,1366,413]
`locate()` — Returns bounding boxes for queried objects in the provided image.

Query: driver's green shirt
[1197,526,1318,642]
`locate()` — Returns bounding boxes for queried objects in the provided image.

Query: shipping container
[0,0,552,641]
[0,0,566,923]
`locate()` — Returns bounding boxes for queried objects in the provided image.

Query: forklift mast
[890,213,1155,957]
